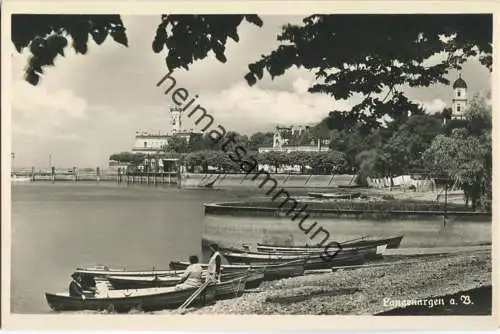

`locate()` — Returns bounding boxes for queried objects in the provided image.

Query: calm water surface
[11,182,258,314]
[11,182,491,314]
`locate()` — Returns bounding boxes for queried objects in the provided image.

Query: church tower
[170,106,184,133]
[451,74,468,120]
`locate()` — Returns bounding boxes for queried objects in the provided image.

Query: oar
[339,235,369,245]
[177,279,211,312]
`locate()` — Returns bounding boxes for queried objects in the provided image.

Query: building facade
[131,106,200,154]
[132,132,170,154]
[259,125,330,153]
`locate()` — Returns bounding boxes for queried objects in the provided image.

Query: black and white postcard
[2,0,498,331]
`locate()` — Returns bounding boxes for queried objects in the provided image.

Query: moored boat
[342,235,403,249]
[252,243,387,259]
[107,275,180,290]
[220,245,377,270]
[256,235,403,251]
[168,261,251,274]
[46,275,249,312]
[260,259,305,280]
[45,284,216,312]
[108,269,264,290]
[307,192,361,199]
[74,267,184,278]
[220,244,377,266]
[169,260,304,282]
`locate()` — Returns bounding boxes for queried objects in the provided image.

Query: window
[457,90,461,97]
[457,105,461,112]
[144,141,148,148]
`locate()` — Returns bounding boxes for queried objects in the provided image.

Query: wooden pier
[11,166,181,186]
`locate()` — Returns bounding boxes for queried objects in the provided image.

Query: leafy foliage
[422,95,491,209]
[383,115,443,174]
[109,152,145,165]
[152,15,263,70]
[12,14,128,85]
[244,14,492,124]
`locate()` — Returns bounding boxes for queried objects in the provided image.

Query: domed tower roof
[453,74,467,89]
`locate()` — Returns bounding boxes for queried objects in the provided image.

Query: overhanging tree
[244,14,492,126]
[13,15,491,127]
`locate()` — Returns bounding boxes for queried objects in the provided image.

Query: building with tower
[451,74,468,120]
[131,106,200,154]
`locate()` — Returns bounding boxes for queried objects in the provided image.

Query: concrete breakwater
[202,196,491,249]
[202,215,492,250]
[180,173,357,188]
[203,201,491,221]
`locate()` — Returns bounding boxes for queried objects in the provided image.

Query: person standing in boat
[175,255,203,290]
[207,245,222,283]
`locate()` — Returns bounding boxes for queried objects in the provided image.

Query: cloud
[292,77,312,94]
[12,80,88,138]
[183,81,357,134]
[417,98,447,114]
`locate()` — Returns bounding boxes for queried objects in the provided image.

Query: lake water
[11,182,261,314]
[10,183,491,314]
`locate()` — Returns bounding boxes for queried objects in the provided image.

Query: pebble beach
[157,246,491,315]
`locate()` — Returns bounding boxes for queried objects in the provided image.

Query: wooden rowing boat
[46,285,216,312]
[108,269,265,290]
[220,244,376,268]
[256,235,403,251]
[260,259,305,280]
[168,261,251,274]
[307,192,361,199]
[74,267,184,278]
[45,275,248,312]
[249,243,387,259]
[169,260,305,281]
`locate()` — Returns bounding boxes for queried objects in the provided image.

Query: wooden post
[51,166,56,183]
[31,166,36,182]
[96,167,101,183]
[444,175,448,227]
[177,163,182,189]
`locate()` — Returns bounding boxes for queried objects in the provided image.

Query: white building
[451,74,468,120]
[259,125,330,153]
[131,106,201,154]
[132,131,170,154]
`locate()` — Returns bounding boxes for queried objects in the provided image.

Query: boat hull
[108,270,262,290]
[260,260,305,280]
[169,260,304,282]
[256,235,403,252]
[75,267,184,278]
[45,285,216,312]
[221,245,376,268]
[168,261,251,274]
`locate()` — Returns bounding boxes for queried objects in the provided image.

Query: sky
[11,15,492,168]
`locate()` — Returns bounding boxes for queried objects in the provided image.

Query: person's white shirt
[177,263,203,289]
[207,251,222,282]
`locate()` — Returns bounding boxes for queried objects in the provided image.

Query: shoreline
[159,248,491,315]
